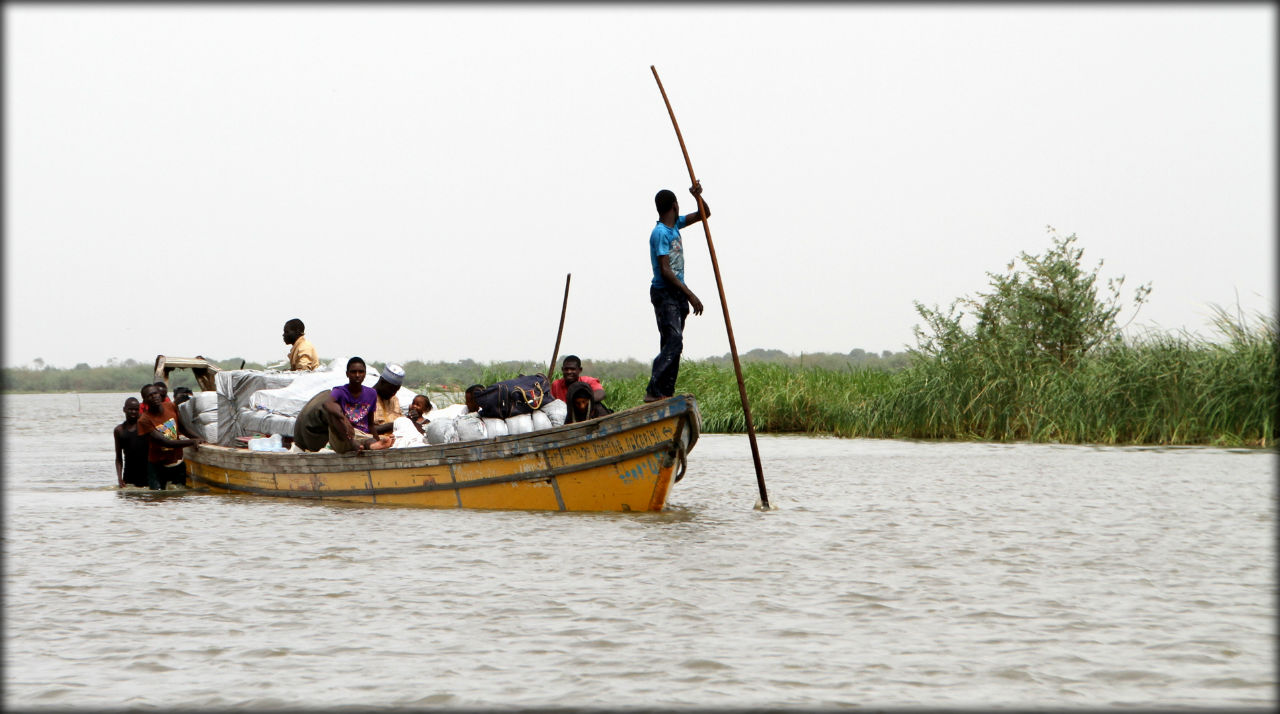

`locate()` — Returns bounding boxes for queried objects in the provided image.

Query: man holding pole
[644,181,708,403]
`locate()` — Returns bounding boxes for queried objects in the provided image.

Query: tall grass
[598,312,1276,447]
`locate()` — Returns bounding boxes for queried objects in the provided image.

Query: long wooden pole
[547,273,572,378]
[650,65,770,510]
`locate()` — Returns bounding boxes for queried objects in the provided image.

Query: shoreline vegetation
[7,232,1274,448]
[6,325,1273,448]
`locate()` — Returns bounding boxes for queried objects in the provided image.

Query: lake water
[3,392,1275,709]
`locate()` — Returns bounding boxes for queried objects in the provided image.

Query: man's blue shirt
[649,215,688,289]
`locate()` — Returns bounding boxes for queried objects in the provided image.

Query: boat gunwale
[187,438,681,498]
[188,393,700,474]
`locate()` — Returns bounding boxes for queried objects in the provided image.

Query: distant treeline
[0,348,910,396]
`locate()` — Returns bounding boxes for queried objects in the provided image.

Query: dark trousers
[647,285,689,399]
[148,462,188,490]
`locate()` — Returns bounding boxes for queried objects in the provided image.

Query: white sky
[5,4,1274,369]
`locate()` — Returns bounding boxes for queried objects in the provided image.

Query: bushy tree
[913,227,1151,369]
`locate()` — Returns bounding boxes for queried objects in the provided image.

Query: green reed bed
[598,317,1276,447]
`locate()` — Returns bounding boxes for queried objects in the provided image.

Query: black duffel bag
[473,373,554,419]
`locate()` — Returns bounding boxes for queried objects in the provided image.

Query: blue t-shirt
[649,215,688,289]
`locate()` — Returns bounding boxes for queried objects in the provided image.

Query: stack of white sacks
[425,398,568,445]
[178,392,219,443]
[183,355,571,449]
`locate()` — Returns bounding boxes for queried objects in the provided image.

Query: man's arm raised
[682,180,710,226]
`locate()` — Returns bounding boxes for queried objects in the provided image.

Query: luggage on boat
[425,416,459,445]
[505,413,534,435]
[423,398,567,445]
[178,391,219,443]
[471,374,553,419]
[483,417,509,437]
[454,413,487,441]
[540,397,567,427]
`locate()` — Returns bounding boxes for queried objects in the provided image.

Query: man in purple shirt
[294,356,389,453]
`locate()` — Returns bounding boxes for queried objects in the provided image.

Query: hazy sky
[5,4,1274,369]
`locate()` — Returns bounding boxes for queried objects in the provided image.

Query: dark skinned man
[645,180,708,402]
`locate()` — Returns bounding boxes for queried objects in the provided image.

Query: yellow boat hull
[186,394,700,512]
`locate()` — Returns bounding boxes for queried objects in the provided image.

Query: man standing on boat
[644,181,708,403]
[283,318,319,371]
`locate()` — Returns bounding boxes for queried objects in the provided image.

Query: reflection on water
[3,393,1275,709]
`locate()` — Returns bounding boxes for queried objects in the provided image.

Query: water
[3,393,1275,709]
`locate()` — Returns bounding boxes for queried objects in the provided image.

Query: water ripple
[3,403,1274,710]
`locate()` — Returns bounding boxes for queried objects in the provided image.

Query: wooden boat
[184,393,701,513]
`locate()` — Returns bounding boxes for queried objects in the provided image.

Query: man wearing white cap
[371,363,407,439]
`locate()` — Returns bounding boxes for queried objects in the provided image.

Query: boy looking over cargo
[645,181,708,402]
[551,355,605,404]
[293,357,390,453]
[283,318,319,371]
[463,384,484,414]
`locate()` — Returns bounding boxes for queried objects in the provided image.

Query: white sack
[390,416,426,449]
[179,392,217,423]
[428,404,468,421]
[250,371,376,416]
[191,392,218,419]
[426,417,458,445]
[215,370,297,444]
[454,413,488,442]
[540,398,567,427]
[195,423,218,442]
[506,413,534,435]
[530,410,552,432]
[482,417,509,437]
[239,411,297,438]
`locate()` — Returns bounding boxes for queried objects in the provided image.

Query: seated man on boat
[370,363,430,446]
[565,381,613,424]
[172,386,194,407]
[551,355,606,405]
[371,363,406,438]
[114,397,150,488]
[138,384,205,489]
[293,356,391,454]
[282,318,319,371]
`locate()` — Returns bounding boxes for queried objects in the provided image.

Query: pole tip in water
[753,499,776,511]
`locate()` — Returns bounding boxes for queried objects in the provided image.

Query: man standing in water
[283,318,319,371]
[645,181,708,402]
[113,397,150,488]
[137,384,204,489]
